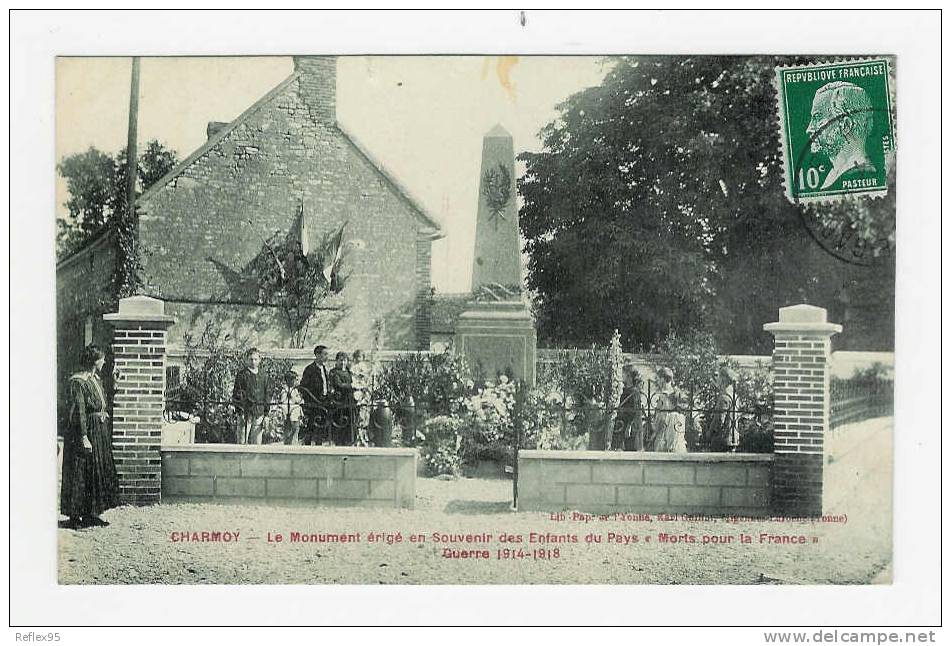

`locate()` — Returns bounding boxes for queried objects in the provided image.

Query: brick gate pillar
[103,296,175,505]
[764,304,841,516]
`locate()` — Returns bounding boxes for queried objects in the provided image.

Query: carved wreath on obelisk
[481,162,512,228]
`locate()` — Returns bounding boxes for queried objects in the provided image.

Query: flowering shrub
[515,388,587,450]
[416,378,592,471]
[369,349,472,446]
[460,380,595,457]
[418,415,462,477]
[458,376,516,463]
[372,349,471,416]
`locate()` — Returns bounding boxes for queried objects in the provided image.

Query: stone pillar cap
[764,303,841,335]
[104,295,175,325]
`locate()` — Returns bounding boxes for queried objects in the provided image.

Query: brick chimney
[293,56,336,125]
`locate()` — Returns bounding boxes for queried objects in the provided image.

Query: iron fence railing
[509,381,772,454]
[164,379,773,451]
[829,380,894,429]
[506,379,773,508]
[163,397,437,447]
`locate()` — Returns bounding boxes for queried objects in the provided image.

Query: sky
[56,56,610,292]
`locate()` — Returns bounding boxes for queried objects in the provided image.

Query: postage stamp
[774,58,895,203]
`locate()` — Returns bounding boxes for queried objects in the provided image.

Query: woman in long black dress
[60,345,119,528]
[329,351,355,445]
[617,367,644,451]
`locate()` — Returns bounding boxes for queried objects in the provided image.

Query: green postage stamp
[774,58,895,203]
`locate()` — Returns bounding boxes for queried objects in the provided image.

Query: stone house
[57,56,445,389]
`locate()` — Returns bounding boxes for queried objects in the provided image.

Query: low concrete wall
[517,451,772,516]
[160,444,416,509]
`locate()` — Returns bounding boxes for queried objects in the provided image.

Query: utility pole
[115,56,141,299]
[125,56,140,219]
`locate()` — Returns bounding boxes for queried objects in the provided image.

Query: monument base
[456,300,536,386]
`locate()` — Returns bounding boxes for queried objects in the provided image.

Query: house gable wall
[137,75,433,351]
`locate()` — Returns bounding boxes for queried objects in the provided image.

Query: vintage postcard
[54,53,895,586]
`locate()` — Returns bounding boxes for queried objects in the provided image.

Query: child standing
[278,370,305,445]
[350,349,373,446]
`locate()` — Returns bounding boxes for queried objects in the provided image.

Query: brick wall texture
[110,323,170,505]
[136,58,435,351]
[517,455,772,515]
[161,448,416,509]
[770,332,831,515]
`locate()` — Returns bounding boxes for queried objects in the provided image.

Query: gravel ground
[58,418,892,585]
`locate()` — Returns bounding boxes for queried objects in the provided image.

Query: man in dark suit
[299,344,331,445]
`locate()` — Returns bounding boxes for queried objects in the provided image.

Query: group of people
[58,341,744,530]
[616,366,740,453]
[231,344,374,447]
[59,341,374,530]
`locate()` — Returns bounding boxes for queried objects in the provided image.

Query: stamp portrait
[774,59,895,203]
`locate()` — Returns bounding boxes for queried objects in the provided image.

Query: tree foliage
[57,148,118,255]
[57,140,178,260]
[518,56,895,353]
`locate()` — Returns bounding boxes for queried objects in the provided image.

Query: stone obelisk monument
[456,124,537,384]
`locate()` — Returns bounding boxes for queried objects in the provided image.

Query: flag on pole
[322,222,346,286]
[296,201,311,257]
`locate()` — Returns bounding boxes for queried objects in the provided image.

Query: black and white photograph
[53,50,897,585]
[9,7,943,631]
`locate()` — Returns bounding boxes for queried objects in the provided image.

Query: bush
[454,376,596,467]
[652,330,722,407]
[418,416,462,477]
[370,349,472,446]
[832,362,892,391]
[535,347,613,439]
[372,349,471,414]
[737,425,774,453]
[732,362,775,451]
[516,387,588,450]
[545,347,612,403]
